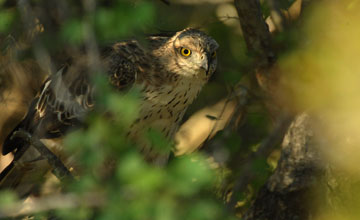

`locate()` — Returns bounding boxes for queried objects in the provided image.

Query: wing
[2,41,148,155]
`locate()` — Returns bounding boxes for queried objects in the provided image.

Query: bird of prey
[0,28,219,196]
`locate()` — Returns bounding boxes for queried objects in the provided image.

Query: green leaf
[94,1,155,41]
[0,9,15,33]
[146,128,172,153]
[61,19,85,45]
[169,154,215,196]
[0,190,17,206]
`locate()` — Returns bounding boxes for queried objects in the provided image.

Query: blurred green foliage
[0,9,15,33]
[3,0,360,219]
[59,77,235,219]
[0,0,286,219]
[260,0,296,17]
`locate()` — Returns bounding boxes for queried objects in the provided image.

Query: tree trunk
[244,113,326,220]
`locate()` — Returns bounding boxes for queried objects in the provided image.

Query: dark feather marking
[172,100,180,108]
[167,97,176,105]
[167,108,173,117]
[175,116,181,123]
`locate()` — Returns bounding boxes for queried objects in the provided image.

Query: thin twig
[17,0,56,74]
[227,114,294,210]
[217,15,241,21]
[11,129,74,181]
[159,0,170,5]
[0,192,105,218]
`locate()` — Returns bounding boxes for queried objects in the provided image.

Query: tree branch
[233,0,275,68]
[11,129,74,181]
[0,192,104,218]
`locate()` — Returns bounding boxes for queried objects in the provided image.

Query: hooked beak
[200,57,209,75]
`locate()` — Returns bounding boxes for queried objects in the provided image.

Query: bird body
[135,76,205,137]
[0,28,218,195]
[130,72,207,162]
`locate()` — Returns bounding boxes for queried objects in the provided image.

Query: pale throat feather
[129,71,207,140]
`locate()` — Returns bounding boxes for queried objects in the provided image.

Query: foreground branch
[11,129,73,181]
[0,192,105,218]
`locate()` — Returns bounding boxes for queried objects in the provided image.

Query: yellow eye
[211,51,217,58]
[180,47,191,57]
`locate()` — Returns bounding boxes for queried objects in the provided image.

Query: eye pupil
[180,48,191,56]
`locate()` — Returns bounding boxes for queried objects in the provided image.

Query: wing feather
[2,40,147,155]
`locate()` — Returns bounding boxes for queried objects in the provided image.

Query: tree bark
[233,0,275,68]
[244,113,325,220]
